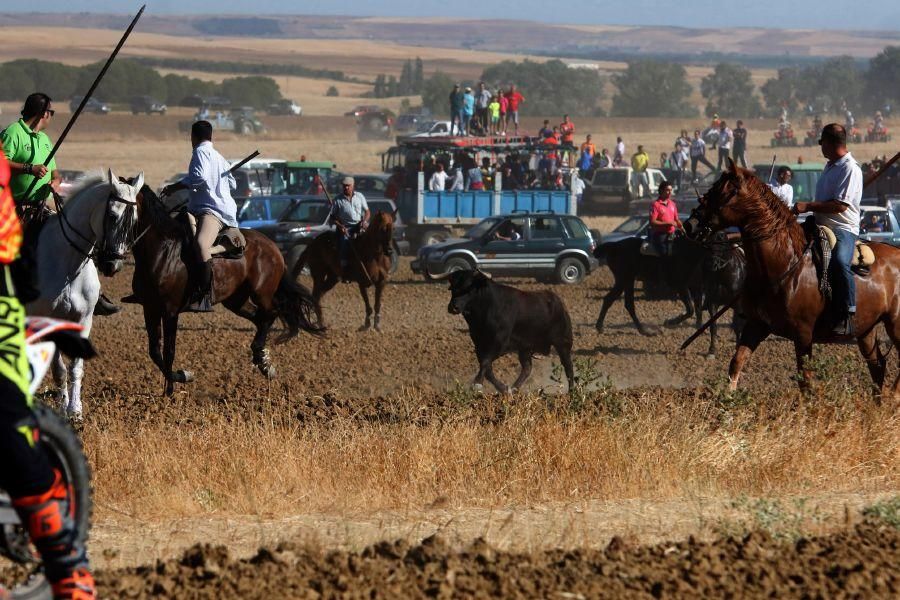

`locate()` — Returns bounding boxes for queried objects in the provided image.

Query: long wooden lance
[23,4,146,202]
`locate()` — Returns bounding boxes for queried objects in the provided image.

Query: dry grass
[84,387,899,521]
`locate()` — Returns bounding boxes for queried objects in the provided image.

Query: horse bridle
[52,187,137,262]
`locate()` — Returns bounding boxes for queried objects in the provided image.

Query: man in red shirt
[559,115,575,166]
[505,85,525,135]
[648,181,681,256]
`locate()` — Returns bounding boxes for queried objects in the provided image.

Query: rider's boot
[93,291,120,316]
[11,469,96,600]
[186,259,214,313]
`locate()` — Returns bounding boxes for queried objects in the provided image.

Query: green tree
[865,46,900,110]
[421,71,456,115]
[161,73,217,106]
[481,59,604,116]
[0,60,80,101]
[793,56,864,113]
[700,62,761,118]
[611,60,695,117]
[373,74,386,98]
[81,59,167,102]
[326,85,339,97]
[414,57,424,93]
[399,59,413,95]
[387,75,399,97]
[760,67,800,116]
[218,76,281,108]
[0,63,35,101]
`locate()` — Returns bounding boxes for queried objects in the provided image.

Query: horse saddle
[184,212,246,259]
[819,226,875,268]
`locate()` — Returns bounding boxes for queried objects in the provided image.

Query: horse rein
[52,187,137,261]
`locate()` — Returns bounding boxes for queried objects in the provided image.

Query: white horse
[28,169,142,417]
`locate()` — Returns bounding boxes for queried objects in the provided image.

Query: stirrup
[186,293,213,313]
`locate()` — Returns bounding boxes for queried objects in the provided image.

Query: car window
[530,217,563,239]
[563,217,589,239]
[238,199,268,222]
[284,202,329,223]
[269,198,294,220]
[613,216,646,234]
[592,170,628,186]
[465,218,501,239]
[488,217,526,241]
[861,211,890,233]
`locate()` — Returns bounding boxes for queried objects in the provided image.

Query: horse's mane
[734,168,806,254]
[136,185,190,239]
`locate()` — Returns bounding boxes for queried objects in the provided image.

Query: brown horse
[684,161,900,400]
[130,185,323,396]
[291,211,394,331]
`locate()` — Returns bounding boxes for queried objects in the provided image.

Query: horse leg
[856,329,886,403]
[67,358,85,418]
[624,281,653,336]
[664,286,694,327]
[51,351,69,409]
[595,282,624,333]
[372,281,385,332]
[510,350,534,392]
[143,308,165,375]
[357,282,373,331]
[880,318,900,401]
[793,339,814,395]
[162,314,191,396]
[311,274,337,328]
[250,310,277,379]
[555,343,576,391]
[482,359,508,394]
[728,319,770,391]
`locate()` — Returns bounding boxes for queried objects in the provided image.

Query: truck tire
[443,257,472,273]
[555,257,586,285]
[421,229,449,247]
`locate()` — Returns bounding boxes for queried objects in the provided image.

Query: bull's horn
[476,269,492,279]
[423,265,451,280]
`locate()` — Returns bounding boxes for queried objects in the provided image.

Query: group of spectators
[449,82,525,136]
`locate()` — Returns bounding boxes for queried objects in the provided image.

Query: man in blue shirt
[162,121,238,312]
[329,176,370,277]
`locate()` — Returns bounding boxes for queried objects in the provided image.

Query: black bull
[428,269,575,392]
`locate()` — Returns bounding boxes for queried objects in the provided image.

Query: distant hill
[1,13,897,62]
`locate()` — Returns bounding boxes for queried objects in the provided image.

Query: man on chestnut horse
[161,120,241,312]
[790,123,862,336]
[331,176,370,278]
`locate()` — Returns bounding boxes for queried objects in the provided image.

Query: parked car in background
[411,213,598,284]
[267,99,302,116]
[356,110,395,141]
[858,206,900,246]
[344,105,380,117]
[256,197,408,274]
[70,96,109,114]
[408,120,452,138]
[582,167,665,213]
[130,95,167,115]
[237,195,298,229]
[394,109,433,134]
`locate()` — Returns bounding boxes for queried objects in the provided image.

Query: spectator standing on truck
[631,145,650,198]
[732,120,748,168]
[497,90,509,135]
[559,115,575,165]
[488,95,501,135]
[690,129,715,181]
[716,120,733,173]
[475,82,492,133]
[449,165,465,191]
[449,84,464,136]
[505,85,525,135]
[429,163,448,191]
[538,120,553,139]
[462,87,475,136]
[613,136,626,166]
[597,148,612,169]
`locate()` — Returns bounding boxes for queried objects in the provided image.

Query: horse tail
[273,274,325,342]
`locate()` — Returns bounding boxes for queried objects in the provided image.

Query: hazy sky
[7,1,900,31]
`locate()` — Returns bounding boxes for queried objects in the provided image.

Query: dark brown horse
[291,211,394,331]
[130,185,323,395]
[684,161,900,399]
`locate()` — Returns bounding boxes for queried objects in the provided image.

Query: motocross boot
[11,469,95,599]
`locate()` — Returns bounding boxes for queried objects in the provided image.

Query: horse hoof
[594,323,604,334]
[258,364,276,379]
[174,369,194,383]
[705,353,716,360]
[358,324,371,332]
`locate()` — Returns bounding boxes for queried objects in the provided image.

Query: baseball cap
[341,176,354,185]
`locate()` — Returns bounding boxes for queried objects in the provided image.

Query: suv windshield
[465,218,502,239]
[283,201,330,223]
[613,216,646,234]
[270,166,333,195]
[593,170,628,186]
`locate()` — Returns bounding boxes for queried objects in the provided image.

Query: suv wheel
[555,257,586,285]
[443,257,472,273]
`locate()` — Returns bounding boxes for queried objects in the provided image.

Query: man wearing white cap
[329,176,370,273]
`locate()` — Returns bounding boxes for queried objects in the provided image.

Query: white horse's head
[89,169,143,276]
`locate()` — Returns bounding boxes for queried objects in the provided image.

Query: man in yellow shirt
[630,144,650,198]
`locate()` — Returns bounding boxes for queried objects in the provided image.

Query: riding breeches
[194,213,224,262]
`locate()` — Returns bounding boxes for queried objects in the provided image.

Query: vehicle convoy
[1,317,95,600]
[267,98,302,116]
[382,135,581,250]
[70,96,109,114]
[130,95,167,115]
[411,212,599,285]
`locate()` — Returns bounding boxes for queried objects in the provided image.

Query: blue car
[237,196,302,229]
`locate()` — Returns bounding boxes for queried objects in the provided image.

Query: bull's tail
[273,274,325,343]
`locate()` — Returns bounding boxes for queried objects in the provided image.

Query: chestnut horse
[291,211,394,331]
[130,185,323,395]
[684,161,900,399]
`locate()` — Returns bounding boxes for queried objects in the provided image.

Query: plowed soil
[96,522,900,599]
